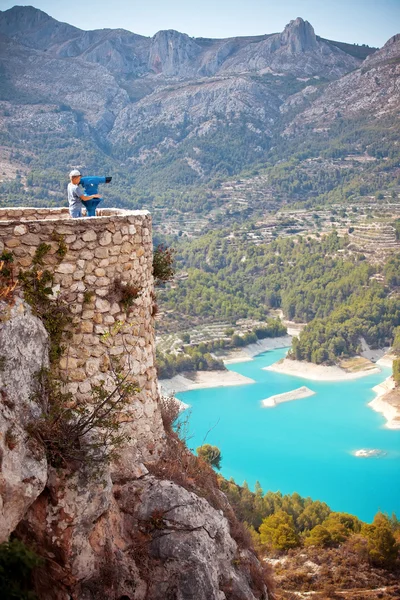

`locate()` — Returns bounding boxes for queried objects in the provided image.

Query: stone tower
[0,207,164,471]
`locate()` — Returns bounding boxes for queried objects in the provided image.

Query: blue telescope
[80,176,112,217]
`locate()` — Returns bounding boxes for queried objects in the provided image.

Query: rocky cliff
[0,209,272,599]
[1,6,397,210]
[0,6,373,144]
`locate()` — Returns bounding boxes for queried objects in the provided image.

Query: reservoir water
[176,348,400,522]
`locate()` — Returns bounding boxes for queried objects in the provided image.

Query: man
[67,169,100,218]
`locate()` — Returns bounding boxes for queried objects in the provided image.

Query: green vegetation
[157,347,224,379]
[30,367,138,471]
[6,241,71,363]
[156,318,286,378]
[196,444,222,469]
[391,327,400,385]
[153,244,176,286]
[220,479,400,568]
[0,539,42,600]
[160,231,400,363]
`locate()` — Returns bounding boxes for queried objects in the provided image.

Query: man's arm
[79,193,101,201]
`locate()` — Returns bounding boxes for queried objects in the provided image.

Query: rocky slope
[0,6,373,144]
[0,300,271,599]
[286,33,400,132]
[1,5,399,206]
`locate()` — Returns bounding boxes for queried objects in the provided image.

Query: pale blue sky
[0,0,399,47]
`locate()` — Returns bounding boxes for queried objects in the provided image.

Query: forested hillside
[158,231,400,364]
[219,479,400,599]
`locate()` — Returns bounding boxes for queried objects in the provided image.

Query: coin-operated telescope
[80,176,112,217]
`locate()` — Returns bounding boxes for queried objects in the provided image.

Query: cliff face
[0,306,270,600]
[0,209,271,599]
[285,33,400,132]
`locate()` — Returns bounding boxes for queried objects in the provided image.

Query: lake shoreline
[368,363,400,429]
[220,335,292,364]
[158,369,255,395]
[264,358,381,381]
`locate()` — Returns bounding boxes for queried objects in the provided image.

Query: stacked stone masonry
[0,207,164,467]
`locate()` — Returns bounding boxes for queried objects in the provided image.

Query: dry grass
[147,396,275,599]
[340,357,376,373]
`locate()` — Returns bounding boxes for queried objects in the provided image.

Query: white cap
[69,169,81,177]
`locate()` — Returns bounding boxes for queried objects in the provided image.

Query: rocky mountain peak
[280,17,317,52]
[384,33,400,47]
[149,29,202,76]
[0,4,80,50]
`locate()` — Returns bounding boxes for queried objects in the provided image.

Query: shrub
[0,539,42,600]
[110,278,142,312]
[153,244,175,286]
[196,444,222,470]
[29,368,139,472]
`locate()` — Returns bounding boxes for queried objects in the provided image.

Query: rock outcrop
[0,212,271,599]
[0,300,48,542]
[285,31,400,131]
[0,303,270,598]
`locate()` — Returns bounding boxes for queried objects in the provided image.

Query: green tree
[361,513,399,568]
[259,511,300,551]
[196,444,222,469]
[304,525,333,548]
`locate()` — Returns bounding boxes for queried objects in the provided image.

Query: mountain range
[0,5,399,208]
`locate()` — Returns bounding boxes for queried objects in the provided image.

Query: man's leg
[69,206,82,218]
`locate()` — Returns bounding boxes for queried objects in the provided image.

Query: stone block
[78,380,92,394]
[18,257,32,267]
[70,240,85,250]
[94,268,106,277]
[95,298,110,313]
[13,225,27,236]
[59,356,78,370]
[95,289,109,297]
[80,250,94,260]
[94,247,109,259]
[82,310,94,319]
[5,238,21,248]
[80,321,94,333]
[96,277,110,287]
[21,233,41,245]
[55,263,76,274]
[82,334,100,346]
[99,231,112,246]
[69,368,87,382]
[121,242,133,254]
[110,303,120,315]
[109,346,124,356]
[113,231,123,244]
[73,270,85,280]
[85,359,100,377]
[82,230,97,242]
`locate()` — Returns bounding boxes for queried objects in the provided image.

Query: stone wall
[0,208,164,468]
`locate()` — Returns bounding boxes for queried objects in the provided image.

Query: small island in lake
[261,386,315,408]
[352,449,387,458]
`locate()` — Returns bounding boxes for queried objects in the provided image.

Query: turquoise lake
[176,348,400,522]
